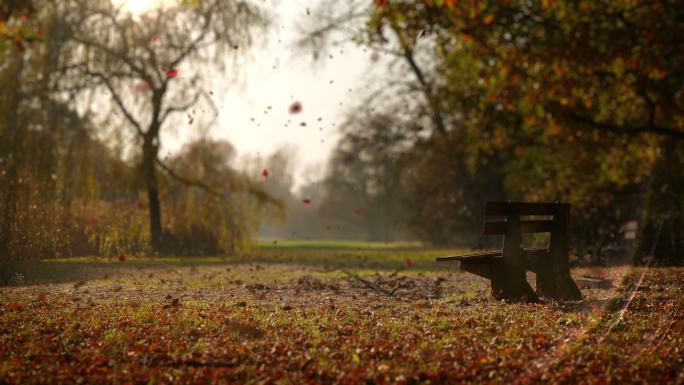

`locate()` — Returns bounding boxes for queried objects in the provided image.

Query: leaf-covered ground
[1,249,682,384]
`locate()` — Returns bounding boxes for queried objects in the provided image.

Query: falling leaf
[262,169,269,178]
[405,259,413,268]
[302,199,312,205]
[166,69,179,78]
[289,101,302,114]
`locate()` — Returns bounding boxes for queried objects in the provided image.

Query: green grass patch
[256,239,424,251]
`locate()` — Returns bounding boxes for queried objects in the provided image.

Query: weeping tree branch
[156,158,283,210]
[155,158,227,198]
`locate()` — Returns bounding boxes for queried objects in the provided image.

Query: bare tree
[296,0,448,137]
[58,0,267,250]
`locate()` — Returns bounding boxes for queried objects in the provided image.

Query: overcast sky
[154,0,383,190]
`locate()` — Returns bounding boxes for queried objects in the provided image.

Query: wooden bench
[437,201,582,302]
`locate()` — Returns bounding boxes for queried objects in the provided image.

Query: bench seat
[437,247,552,281]
[436,247,549,262]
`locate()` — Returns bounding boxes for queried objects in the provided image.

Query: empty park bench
[437,201,582,302]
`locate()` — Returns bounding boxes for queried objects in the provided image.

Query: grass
[256,239,424,251]
[1,246,682,384]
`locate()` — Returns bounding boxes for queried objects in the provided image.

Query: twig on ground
[341,269,395,297]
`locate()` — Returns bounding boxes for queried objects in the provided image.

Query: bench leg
[490,267,539,303]
[537,266,582,300]
[557,273,582,300]
[496,210,540,303]
[537,204,582,300]
[536,262,556,298]
[536,251,582,299]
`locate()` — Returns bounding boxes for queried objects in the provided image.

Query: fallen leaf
[289,101,302,114]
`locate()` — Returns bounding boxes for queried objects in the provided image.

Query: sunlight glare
[112,0,172,16]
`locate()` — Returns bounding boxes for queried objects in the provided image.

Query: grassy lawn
[1,246,682,384]
[256,239,425,251]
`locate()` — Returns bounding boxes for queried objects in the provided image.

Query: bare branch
[88,8,131,54]
[160,92,202,124]
[73,36,151,82]
[84,70,145,137]
[391,26,448,136]
[167,11,213,72]
[553,105,684,141]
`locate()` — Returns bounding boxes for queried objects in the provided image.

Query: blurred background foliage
[1,0,682,282]
[296,0,683,266]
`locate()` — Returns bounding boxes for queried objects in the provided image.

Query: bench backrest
[482,201,570,235]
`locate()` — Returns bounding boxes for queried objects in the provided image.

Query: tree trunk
[634,141,684,265]
[0,55,22,265]
[142,137,162,252]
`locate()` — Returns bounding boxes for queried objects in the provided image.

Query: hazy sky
[152,0,382,189]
